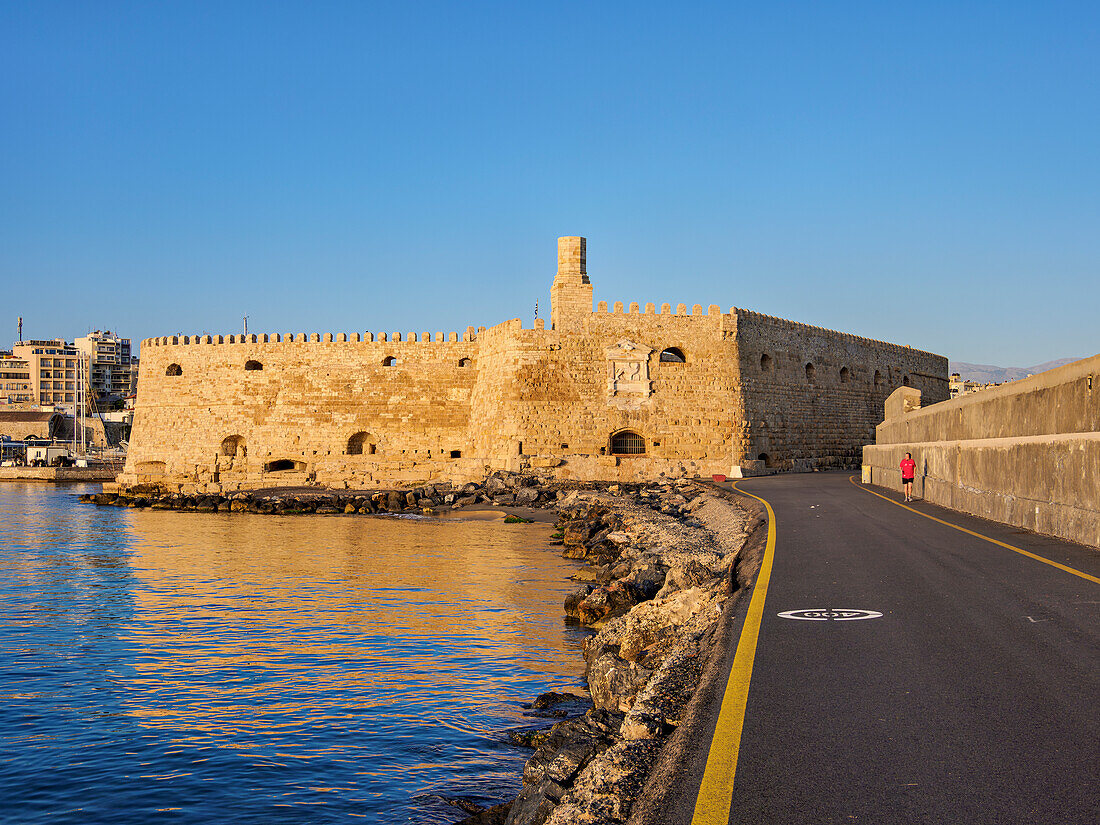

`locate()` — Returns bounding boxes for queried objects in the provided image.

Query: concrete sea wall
[863,354,1100,547]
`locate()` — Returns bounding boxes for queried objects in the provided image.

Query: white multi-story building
[74,330,133,399]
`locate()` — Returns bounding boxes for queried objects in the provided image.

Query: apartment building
[74,330,133,398]
[0,351,34,404]
[11,340,83,407]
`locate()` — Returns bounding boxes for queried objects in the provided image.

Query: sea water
[0,482,588,824]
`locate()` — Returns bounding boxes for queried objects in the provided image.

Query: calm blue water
[0,483,588,824]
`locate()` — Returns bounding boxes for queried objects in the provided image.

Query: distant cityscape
[1,330,137,406]
[0,329,138,458]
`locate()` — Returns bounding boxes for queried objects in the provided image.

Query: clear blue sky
[2,1,1097,366]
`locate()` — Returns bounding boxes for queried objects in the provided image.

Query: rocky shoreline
[79,474,561,515]
[81,474,765,825]
[464,480,762,825]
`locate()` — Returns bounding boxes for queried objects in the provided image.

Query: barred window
[610,430,646,455]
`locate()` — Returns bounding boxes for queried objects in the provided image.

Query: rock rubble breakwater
[79,475,558,515]
[467,479,764,825]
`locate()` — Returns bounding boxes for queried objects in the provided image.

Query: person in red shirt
[900,452,916,502]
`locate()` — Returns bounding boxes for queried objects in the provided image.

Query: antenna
[243,316,248,335]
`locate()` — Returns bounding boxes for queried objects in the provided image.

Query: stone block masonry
[119,237,948,492]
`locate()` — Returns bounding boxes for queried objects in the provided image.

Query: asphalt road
[638,472,1100,825]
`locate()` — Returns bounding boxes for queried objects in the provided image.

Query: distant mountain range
[949,358,1082,384]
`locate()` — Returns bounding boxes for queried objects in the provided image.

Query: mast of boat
[75,352,87,457]
[71,355,79,456]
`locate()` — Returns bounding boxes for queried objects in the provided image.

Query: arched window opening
[265,459,304,472]
[757,452,772,467]
[805,362,816,383]
[874,370,883,387]
[347,432,376,456]
[610,430,646,455]
[840,366,850,383]
[457,358,472,367]
[902,374,911,387]
[659,347,686,363]
[165,363,182,376]
[382,356,398,367]
[760,353,773,372]
[220,435,246,457]
[244,360,263,371]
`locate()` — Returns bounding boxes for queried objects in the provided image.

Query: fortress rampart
[120,237,948,491]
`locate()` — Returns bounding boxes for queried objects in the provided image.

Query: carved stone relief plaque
[605,339,654,407]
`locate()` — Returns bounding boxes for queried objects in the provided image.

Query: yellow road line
[690,481,777,825]
[849,475,1100,585]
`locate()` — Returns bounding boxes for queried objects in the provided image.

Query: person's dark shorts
[902,477,914,483]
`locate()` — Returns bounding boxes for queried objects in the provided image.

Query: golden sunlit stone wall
[736,310,949,470]
[124,332,482,489]
[119,237,949,491]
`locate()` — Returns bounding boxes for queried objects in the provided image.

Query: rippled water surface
[0,483,588,824]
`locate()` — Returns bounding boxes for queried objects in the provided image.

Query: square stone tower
[550,236,593,331]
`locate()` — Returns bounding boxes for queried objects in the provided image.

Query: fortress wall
[735,309,949,468]
[465,308,743,479]
[863,356,1100,547]
[117,238,955,490]
[120,334,480,488]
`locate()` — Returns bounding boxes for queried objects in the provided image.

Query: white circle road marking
[777,609,883,621]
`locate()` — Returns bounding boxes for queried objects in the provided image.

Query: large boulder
[506,710,623,825]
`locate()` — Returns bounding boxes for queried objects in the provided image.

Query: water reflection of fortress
[121,511,582,731]
[121,237,947,491]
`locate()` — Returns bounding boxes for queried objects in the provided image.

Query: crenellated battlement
[592,301,726,316]
[142,326,487,347]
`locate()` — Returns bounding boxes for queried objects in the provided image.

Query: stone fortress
[118,237,949,491]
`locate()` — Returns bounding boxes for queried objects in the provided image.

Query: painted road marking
[850,476,1100,586]
[778,608,883,621]
[690,481,776,825]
